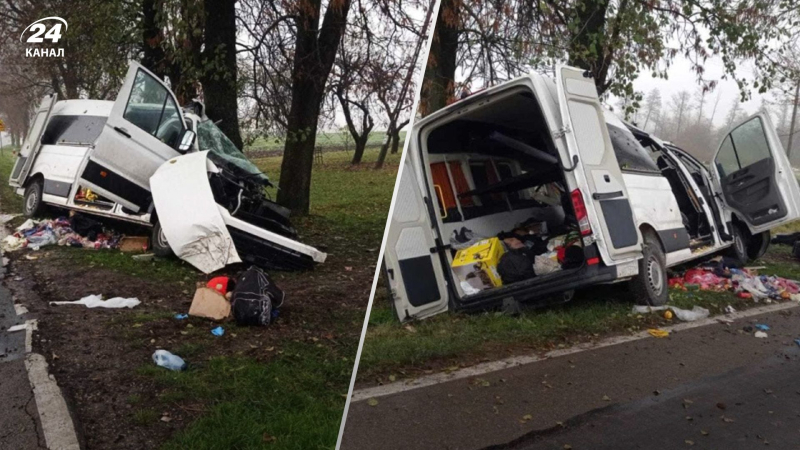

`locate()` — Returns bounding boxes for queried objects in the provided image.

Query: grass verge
[148,342,354,449]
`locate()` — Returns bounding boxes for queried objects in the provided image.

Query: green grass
[132,408,160,426]
[358,244,800,382]
[257,148,402,246]
[0,148,23,214]
[150,342,354,450]
[247,130,406,152]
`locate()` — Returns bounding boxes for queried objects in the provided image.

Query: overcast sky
[620,55,772,129]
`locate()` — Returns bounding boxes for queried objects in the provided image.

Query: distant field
[246,130,406,151]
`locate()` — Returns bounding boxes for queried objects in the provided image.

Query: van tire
[747,230,770,261]
[728,223,750,266]
[23,179,45,218]
[151,220,173,257]
[630,231,668,306]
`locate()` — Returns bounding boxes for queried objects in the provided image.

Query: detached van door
[385,155,449,322]
[555,65,642,263]
[9,94,57,187]
[80,62,185,212]
[712,113,800,234]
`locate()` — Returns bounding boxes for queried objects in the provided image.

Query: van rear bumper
[454,261,619,314]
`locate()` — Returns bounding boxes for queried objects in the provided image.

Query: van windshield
[196,119,269,184]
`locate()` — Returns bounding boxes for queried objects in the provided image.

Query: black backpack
[498,249,535,284]
[231,266,285,326]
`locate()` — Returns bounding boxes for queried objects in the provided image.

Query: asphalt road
[0,275,46,449]
[340,306,800,450]
[491,349,800,449]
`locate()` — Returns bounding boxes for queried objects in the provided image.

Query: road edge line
[351,301,799,402]
[22,319,80,450]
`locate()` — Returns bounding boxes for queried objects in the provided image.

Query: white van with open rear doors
[384,65,800,321]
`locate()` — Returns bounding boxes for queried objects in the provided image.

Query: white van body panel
[385,152,450,321]
[10,95,58,187]
[151,151,242,273]
[554,66,643,265]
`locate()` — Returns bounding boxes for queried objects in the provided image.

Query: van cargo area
[422,89,587,302]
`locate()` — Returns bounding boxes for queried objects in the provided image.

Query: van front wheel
[630,231,668,306]
[151,220,173,257]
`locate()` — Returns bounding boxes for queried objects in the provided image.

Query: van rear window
[41,115,107,146]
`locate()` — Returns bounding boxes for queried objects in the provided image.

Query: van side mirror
[177,130,196,153]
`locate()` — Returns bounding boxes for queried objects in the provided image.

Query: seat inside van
[423,89,585,298]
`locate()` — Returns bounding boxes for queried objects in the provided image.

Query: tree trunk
[390,131,401,154]
[141,0,167,79]
[374,131,391,169]
[201,0,244,149]
[277,0,352,214]
[420,0,458,115]
[352,134,369,164]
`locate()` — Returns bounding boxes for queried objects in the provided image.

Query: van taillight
[571,189,592,236]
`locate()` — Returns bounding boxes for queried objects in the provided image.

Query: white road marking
[14,303,28,315]
[7,323,26,332]
[351,302,800,402]
[14,318,80,449]
[26,353,80,450]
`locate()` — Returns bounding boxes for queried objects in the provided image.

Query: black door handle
[114,126,131,138]
[593,191,623,200]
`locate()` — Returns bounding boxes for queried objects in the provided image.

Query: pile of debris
[2,213,122,252]
[668,256,800,302]
[158,266,284,371]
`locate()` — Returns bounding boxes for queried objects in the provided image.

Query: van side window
[41,115,108,146]
[123,69,184,148]
[715,117,772,179]
[715,136,738,178]
[607,124,660,173]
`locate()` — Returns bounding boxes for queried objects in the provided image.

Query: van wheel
[23,179,45,218]
[728,223,750,266]
[630,231,668,306]
[151,220,173,257]
[747,230,770,261]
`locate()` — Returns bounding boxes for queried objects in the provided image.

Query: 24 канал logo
[20,16,66,58]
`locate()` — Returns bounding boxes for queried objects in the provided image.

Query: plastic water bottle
[152,350,187,371]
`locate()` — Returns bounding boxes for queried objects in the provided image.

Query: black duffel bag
[231,266,285,326]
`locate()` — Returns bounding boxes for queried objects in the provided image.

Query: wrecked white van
[385,65,800,321]
[8,62,326,273]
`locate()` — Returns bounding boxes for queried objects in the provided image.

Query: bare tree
[670,90,693,141]
[641,88,661,131]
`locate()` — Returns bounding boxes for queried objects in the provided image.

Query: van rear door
[9,94,57,187]
[554,65,642,264]
[712,113,800,234]
[384,153,449,322]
